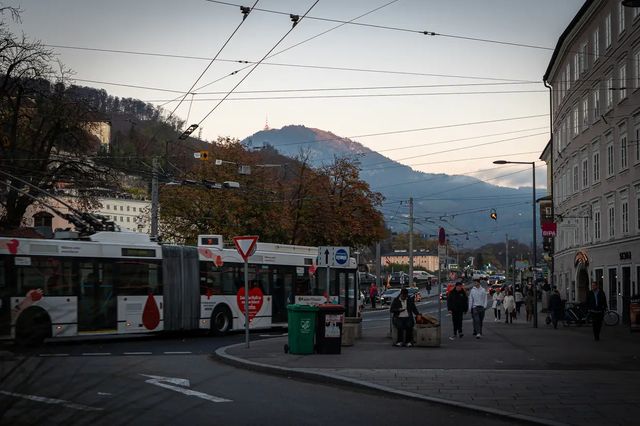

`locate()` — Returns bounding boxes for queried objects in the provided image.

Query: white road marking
[0,390,103,412]
[38,353,69,357]
[141,374,231,403]
[258,333,288,337]
[163,351,192,355]
[82,353,111,356]
[123,352,152,355]
[97,392,112,396]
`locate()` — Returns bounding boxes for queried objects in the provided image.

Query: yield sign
[233,235,259,262]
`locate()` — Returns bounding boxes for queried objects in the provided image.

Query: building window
[592,88,600,122]
[605,13,612,48]
[620,129,628,169]
[593,151,601,183]
[580,42,588,73]
[127,206,130,212]
[573,165,579,193]
[637,193,640,231]
[583,216,590,244]
[594,207,601,240]
[622,199,629,234]
[608,203,615,238]
[573,106,579,137]
[582,158,589,188]
[635,7,640,19]
[127,217,130,223]
[574,53,579,81]
[635,121,640,163]
[606,75,613,109]
[619,63,627,101]
[607,141,615,177]
[634,50,640,89]
[593,28,600,61]
[619,1,626,34]
[120,206,123,211]
[33,211,53,228]
[133,207,137,212]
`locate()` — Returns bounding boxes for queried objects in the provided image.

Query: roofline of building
[543,0,594,82]
[539,139,552,161]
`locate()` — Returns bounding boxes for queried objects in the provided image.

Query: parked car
[488,275,506,285]
[380,287,421,305]
[389,272,409,286]
[439,282,456,301]
[412,270,434,283]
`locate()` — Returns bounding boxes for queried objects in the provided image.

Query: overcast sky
[5,0,584,189]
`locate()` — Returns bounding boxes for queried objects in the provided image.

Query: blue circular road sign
[334,248,348,265]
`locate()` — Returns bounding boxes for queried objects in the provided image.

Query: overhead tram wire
[204,0,555,51]
[47,43,537,85]
[269,113,547,149]
[152,0,403,107]
[145,89,547,103]
[67,78,541,96]
[364,132,548,169]
[194,0,321,127]
[163,0,260,126]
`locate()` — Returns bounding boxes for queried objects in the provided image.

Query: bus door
[272,267,293,323]
[78,261,116,332]
[0,257,10,336]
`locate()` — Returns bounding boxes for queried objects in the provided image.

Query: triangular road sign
[233,236,259,262]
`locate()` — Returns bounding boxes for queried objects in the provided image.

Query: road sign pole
[244,260,249,348]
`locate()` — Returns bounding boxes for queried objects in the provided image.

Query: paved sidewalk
[215,310,640,426]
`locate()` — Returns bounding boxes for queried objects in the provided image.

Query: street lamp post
[493,160,538,328]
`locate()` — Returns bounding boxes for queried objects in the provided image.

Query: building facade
[543,0,640,321]
[24,197,150,235]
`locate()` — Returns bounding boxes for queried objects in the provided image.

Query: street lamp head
[493,160,508,165]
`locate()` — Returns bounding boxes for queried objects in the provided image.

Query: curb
[213,341,568,426]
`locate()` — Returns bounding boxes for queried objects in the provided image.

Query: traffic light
[490,209,497,220]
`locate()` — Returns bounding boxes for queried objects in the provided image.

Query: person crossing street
[447,280,468,340]
[468,279,488,339]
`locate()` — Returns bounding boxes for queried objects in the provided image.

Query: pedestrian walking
[525,284,535,322]
[503,289,516,324]
[548,288,563,329]
[369,283,378,309]
[468,279,488,339]
[390,288,420,347]
[586,281,607,341]
[514,286,524,317]
[491,289,504,321]
[447,280,468,340]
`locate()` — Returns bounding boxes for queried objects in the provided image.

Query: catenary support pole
[151,157,159,239]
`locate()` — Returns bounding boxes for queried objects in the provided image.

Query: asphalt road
[1,301,516,425]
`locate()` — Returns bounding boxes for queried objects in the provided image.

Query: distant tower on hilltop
[264,115,270,131]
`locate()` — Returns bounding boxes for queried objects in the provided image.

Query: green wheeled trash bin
[285,304,318,354]
[316,304,345,354]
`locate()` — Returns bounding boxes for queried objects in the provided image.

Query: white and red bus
[0,232,357,344]
[197,235,358,335]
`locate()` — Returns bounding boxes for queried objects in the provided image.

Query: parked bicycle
[562,302,620,327]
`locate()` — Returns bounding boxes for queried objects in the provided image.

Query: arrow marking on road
[0,390,103,411]
[141,374,231,403]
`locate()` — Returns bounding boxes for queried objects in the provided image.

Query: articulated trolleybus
[0,232,357,344]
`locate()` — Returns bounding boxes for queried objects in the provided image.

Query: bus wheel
[16,308,51,347]
[211,306,232,336]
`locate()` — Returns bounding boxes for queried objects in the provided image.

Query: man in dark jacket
[586,281,607,341]
[447,281,468,340]
[390,288,420,347]
[548,288,563,329]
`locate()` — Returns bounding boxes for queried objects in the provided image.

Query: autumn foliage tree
[158,138,385,247]
[0,8,118,229]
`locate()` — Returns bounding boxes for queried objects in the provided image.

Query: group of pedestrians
[386,275,610,347]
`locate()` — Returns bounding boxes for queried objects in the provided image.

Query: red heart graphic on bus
[237,287,264,323]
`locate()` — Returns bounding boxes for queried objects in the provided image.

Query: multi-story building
[24,196,150,235]
[543,0,640,321]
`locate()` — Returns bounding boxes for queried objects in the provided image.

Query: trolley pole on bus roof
[233,236,259,349]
